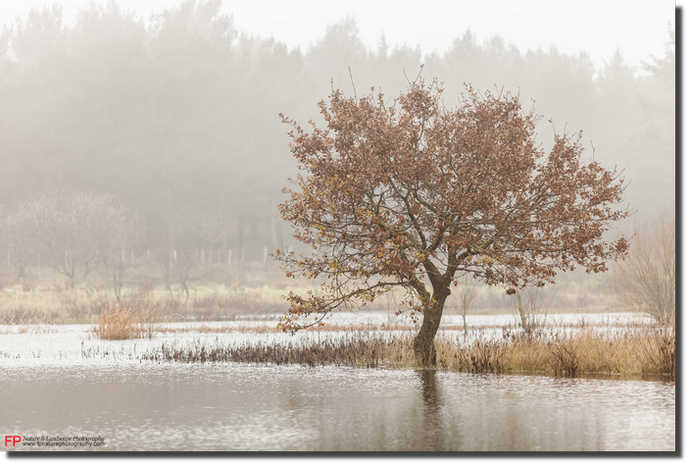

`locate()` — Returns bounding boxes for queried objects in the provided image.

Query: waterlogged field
[0,311,659,364]
[0,311,676,452]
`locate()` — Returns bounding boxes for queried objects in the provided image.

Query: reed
[137,323,674,377]
[92,300,161,340]
[140,332,414,368]
[436,325,675,377]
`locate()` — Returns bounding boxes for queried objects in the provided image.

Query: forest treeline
[0,0,675,267]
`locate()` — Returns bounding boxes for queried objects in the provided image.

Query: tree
[1,206,35,288]
[99,203,138,301]
[456,273,477,338]
[275,79,630,366]
[513,287,545,334]
[612,212,675,323]
[17,192,134,288]
[633,29,675,217]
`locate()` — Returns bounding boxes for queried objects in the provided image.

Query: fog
[0,0,675,296]
[1,1,674,73]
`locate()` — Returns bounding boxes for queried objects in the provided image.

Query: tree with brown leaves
[276,79,629,366]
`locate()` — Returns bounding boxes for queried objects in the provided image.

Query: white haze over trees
[0,0,674,76]
[0,0,675,295]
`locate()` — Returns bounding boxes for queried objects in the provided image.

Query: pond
[0,313,675,452]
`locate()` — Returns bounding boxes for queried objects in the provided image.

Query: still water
[0,362,675,451]
[0,314,675,451]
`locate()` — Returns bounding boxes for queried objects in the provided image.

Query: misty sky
[1,0,675,75]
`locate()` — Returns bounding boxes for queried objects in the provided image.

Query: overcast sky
[0,0,676,75]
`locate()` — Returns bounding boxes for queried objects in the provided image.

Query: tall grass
[92,300,160,340]
[141,333,413,368]
[138,324,675,377]
[435,326,675,377]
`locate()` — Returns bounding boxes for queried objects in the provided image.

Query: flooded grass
[140,333,410,368]
[479,325,676,377]
[1,287,673,379]
[133,323,675,378]
[91,300,161,340]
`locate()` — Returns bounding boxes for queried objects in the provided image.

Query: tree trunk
[237,216,245,252]
[166,183,175,271]
[413,290,450,366]
[516,291,529,332]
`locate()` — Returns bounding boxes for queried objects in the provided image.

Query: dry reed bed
[449,326,676,377]
[138,325,674,378]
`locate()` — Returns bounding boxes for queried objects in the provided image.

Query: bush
[613,213,675,322]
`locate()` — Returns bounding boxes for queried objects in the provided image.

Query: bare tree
[189,210,228,264]
[513,286,545,333]
[0,207,33,289]
[613,212,675,323]
[457,273,477,338]
[157,250,196,306]
[100,210,138,301]
[18,192,135,288]
[0,207,9,285]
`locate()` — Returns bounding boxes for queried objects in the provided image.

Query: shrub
[613,213,675,322]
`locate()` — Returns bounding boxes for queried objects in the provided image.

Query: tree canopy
[276,80,630,365]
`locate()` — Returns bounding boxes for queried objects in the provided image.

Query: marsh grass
[449,325,675,377]
[92,300,161,340]
[141,332,414,368]
[138,323,675,377]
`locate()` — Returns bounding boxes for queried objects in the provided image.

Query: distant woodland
[0,0,675,266]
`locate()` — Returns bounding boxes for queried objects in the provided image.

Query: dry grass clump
[92,300,161,340]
